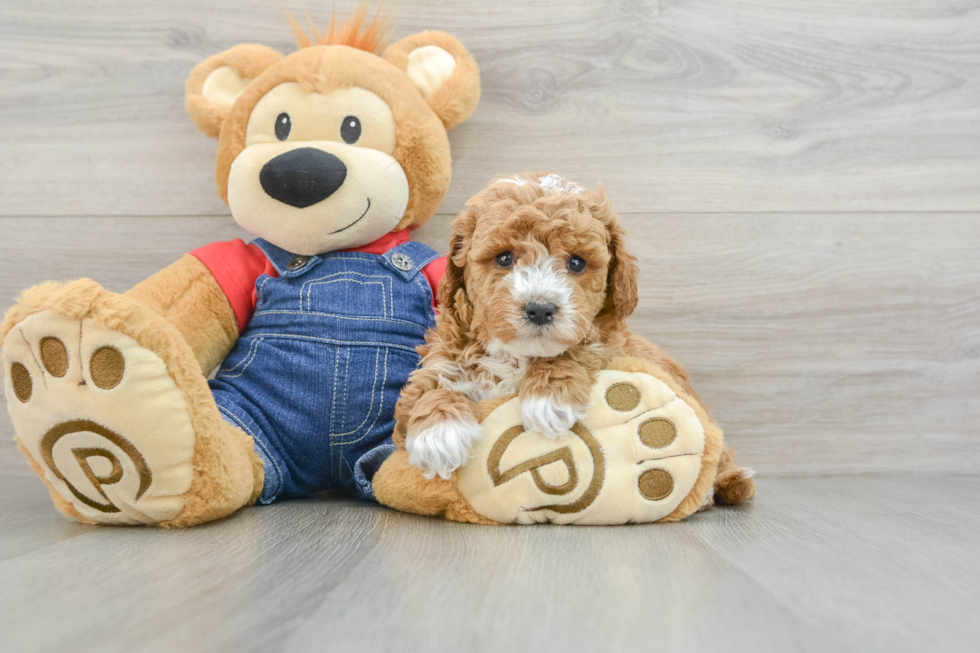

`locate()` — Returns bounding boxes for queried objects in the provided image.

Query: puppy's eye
[495,252,514,269]
[567,255,586,274]
[275,113,291,141]
[341,116,361,144]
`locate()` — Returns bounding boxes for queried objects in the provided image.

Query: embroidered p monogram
[458,370,710,525]
[486,423,606,515]
[488,425,580,496]
[40,419,152,514]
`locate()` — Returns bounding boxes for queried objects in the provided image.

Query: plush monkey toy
[1,7,481,527]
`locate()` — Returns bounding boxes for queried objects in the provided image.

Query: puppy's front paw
[406,419,484,480]
[521,396,590,439]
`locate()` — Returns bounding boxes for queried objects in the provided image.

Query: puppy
[394,173,749,500]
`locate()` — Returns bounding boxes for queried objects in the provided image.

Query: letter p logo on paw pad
[3,310,196,525]
[458,370,707,525]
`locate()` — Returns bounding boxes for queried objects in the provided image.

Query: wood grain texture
[1,0,980,216]
[1,214,977,477]
[0,474,977,653]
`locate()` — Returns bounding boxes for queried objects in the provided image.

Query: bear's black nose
[259,147,347,208]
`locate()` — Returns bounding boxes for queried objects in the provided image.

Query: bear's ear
[185,44,284,138]
[384,31,481,130]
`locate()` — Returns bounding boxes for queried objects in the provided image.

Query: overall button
[287,255,310,271]
[391,253,414,271]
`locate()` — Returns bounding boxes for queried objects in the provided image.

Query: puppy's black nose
[524,302,556,326]
[259,147,347,208]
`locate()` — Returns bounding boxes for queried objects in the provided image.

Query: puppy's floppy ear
[597,195,640,322]
[384,31,481,130]
[186,44,284,138]
[606,220,640,320]
[438,209,478,320]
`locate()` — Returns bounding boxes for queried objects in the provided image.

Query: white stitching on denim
[331,348,354,476]
[215,337,265,379]
[231,245,436,475]
[338,347,389,447]
[331,347,381,439]
[319,254,379,263]
[315,251,437,280]
[235,333,419,353]
[301,270,392,312]
[330,346,341,437]
[334,349,352,476]
[413,275,429,299]
[301,269,393,283]
[251,310,427,330]
[413,274,436,315]
[303,278,390,318]
[257,274,274,298]
[386,249,437,278]
[217,404,284,497]
[341,349,351,432]
[255,274,276,313]
[268,250,437,274]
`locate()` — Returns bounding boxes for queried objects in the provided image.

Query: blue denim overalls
[208,238,439,504]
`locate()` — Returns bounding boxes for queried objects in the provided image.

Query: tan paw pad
[458,370,706,525]
[3,310,196,525]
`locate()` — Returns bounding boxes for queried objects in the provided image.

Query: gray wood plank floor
[1,474,977,653]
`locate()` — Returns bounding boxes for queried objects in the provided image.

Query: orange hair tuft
[284,2,392,55]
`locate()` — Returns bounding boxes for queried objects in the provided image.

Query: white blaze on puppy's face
[501,255,578,358]
[508,256,574,308]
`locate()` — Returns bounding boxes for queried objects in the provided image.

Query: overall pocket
[327,346,389,441]
[301,270,394,319]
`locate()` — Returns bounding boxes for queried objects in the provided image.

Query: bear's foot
[457,369,721,525]
[2,281,260,526]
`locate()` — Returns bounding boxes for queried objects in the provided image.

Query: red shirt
[191,229,446,333]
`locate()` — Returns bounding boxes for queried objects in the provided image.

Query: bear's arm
[124,254,240,375]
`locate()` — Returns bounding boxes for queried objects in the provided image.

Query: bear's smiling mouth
[328,197,371,234]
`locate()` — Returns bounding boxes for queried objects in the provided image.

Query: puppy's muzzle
[524,302,556,326]
[260,147,348,208]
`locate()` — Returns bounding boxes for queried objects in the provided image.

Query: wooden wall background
[1,0,978,478]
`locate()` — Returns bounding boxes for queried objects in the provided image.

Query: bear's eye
[567,255,586,274]
[495,252,514,269]
[275,113,291,141]
[341,116,361,144]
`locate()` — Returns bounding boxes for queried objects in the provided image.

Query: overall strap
[251,239,325,278]
[252,237,440,281]
[377,240,440,282]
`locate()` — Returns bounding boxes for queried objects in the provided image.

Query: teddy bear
[1,6,482,527]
